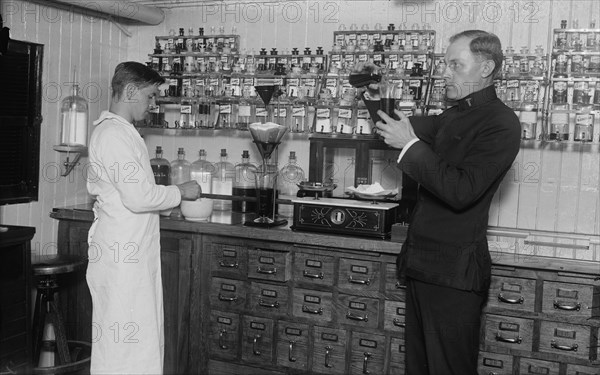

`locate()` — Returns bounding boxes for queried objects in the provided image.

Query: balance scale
[290,197,399,239]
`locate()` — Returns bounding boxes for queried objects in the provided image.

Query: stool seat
[32,254,87,276]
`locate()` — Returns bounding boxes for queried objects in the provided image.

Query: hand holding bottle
[178,180,202,201]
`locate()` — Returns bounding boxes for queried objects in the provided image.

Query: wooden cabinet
[0,226,34,373]
[52,208,600,374]
[53,218,194,374]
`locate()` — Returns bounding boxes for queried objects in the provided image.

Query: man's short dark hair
[111,61,164,99]
[450,30,503,78]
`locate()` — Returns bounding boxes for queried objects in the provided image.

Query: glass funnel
[245,122,289,227]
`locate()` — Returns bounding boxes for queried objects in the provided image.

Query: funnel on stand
[248,122,289,159]
[255,85,276,106]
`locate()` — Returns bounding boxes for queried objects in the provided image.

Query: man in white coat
[86,61,201,374]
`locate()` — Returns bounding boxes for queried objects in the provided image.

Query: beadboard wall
[0,0,127,249]
[1,0,599,258]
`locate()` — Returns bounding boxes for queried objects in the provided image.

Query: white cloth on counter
[86,111,181,374]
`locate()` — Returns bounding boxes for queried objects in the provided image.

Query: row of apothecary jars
[141,96,422,135]
[150,52,327,75]
[518,109,597,143]
[554,20,600,51]
[553,53,600,75]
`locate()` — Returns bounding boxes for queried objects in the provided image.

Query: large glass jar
[150,146,170,185]
[60,83,88,146]
[190,149,214,193]
[211,149,235,211]
[277,151,305,217]
[232,150,257,213]
[170,147,191,185]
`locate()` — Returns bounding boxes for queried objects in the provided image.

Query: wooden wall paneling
[535,144,562,233]
[516,146,543,230]
[556,143,582,234]
[576,145,600,235]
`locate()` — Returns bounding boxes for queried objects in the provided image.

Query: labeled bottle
[150,146,170,185]
[277,151,305,217]
[232,150,257,213]
[190,149,214,193]
[60,82,88,146]
[211,149,235,211]
[170,148,191,185]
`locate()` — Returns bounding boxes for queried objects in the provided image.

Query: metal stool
[31,254,89,373]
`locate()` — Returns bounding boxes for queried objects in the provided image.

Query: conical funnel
[249,122,288,159]
[255,85,276,106]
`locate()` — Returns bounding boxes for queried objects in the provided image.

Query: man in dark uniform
[375,30,521,374]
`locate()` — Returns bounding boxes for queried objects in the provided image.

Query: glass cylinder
[60,83,88,146]
[254,163,279,222]
[232,150,257,213]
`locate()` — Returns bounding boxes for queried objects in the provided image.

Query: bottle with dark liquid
[232,150,257,213]
[150,146,170,185]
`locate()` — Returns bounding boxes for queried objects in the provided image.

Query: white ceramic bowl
[180,199,214,221]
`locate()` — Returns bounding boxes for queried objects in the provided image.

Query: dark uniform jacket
[397,84,521,292]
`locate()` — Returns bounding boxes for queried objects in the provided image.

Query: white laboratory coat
[86,111,181,374]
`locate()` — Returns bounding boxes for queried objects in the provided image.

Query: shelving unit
[547,26,600,143]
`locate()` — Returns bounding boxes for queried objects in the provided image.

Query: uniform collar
[456,85,497,112]
[93,111,133,127]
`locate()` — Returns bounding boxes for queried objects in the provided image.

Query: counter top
[51,204,600,276]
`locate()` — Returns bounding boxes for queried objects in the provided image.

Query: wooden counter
[51,205,600,374]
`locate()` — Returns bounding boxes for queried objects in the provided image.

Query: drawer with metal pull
[241,315,274,364]
[292,288,333,323]
[388,337,406,374]
[211,243,247,277]
[336,293,380,329]
[484,314,535,351]
[338,258,381,293]
[565,363,600,375]
[248,282,289,316]
[312,326,347,375]
[518,357,560,375]
[210,277,247,312]
[539,320,592,360]
[477,351,513,375]
[383,300,406,333]
[208,310,241,360]
[487,275,537,312]
[542,280,596,318]
[348,332,385,375]
[293,252,335,286]
[248,248,291,282]
[276,321,309,371]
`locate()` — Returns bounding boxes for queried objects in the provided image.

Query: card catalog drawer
[389,337,406,365]
[338,258,381,293]
[336,294,380,329]
[293,252,335,286]
[276,321,310,371]
[487,276,536,312]
[349,332,386,375]
[292,288,333,323]
[484,314,534,351]
[248,249,291,282]
[242,315,274,364]
[249,282,289,316]
[209,310,241,360]
[384,262,406,299]
[211,243,247,277]
[519,357,560,375]
[477,351,513,375]
[565,363,600,375]
[539,321,591,360]
[210,277,247,312]
[542,281,596,318]
[384,300,406,333]
[312,326,347,375]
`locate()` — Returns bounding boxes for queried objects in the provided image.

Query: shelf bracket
[53,145,87,177]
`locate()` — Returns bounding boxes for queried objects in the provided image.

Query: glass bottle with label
[277,151,305,217]
[170,148,191,185]
[150,146,170,185]
[314,89,334,133]
[211,149,235,211]
[549,112,570,141]
[190,149,214,195]
[290,88,309,133]
[236,87,252,130]
[574,109,594,142]
[232,150,257,213]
